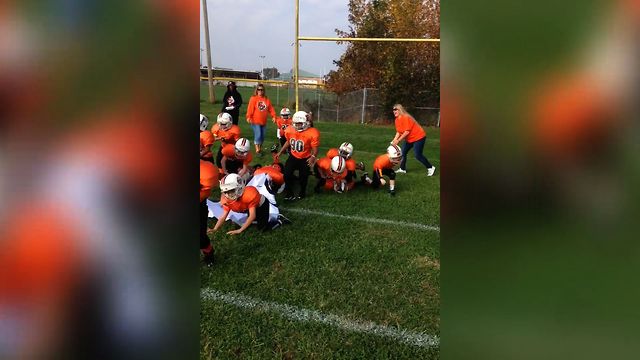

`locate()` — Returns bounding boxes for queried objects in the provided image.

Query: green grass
[201,90,440,359]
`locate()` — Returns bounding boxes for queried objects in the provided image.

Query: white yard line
[201,288,439,348]
[281,207,440,232]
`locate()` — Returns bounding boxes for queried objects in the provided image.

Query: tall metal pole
[294,0,300,112]
[202,0,215,104]
[259,55,265,79]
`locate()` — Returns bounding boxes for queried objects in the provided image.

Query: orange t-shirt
[254,166,285,187]
[200,130,215,159]
[221,143,253,165]
[211,124,241,146]
[373,154,395,177]
[247,96,276,126]
[275,117,292,138]
[221,186,262,213]
[284,127,320,159]
[394,114,426,143]
[200,160,219,202]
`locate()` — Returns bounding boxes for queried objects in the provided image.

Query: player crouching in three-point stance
[371,144,403,196]
[212,174,286,236]
[275,110,320,201]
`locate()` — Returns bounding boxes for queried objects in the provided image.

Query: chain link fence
[217,81,439,126]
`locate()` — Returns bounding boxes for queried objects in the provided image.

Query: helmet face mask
[330,156,346,176]
[200,114,209,131]
[292,111,309,132]
[339,142,353,159]
[217,113,233,131]
[387,145,402,164]
[234,138,250,159]
[280,108,291,119]
[220,174,245,201]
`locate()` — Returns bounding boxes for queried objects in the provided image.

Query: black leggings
[200,200,211,250]
[284,156,311,197]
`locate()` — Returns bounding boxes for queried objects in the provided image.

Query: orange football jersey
[246,96,276,126]
[221,186,262,213]
[200,130,215,159]
[221,143,253,165]
[211,124,241,145]
[284,126,320,159]
[373,154,395,176]
[200,160,219,202]
[275,117,292,136]
[254,165,285,187]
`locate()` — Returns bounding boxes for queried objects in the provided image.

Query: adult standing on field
[221,81,243,125]
[246,83,276,157]
[390,104,436,176]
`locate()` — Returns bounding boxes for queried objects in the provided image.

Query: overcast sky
[200,0,349,76]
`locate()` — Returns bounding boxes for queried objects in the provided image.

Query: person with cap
[221,81,243,125]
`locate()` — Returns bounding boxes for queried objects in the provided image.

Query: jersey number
[289,139,305,153]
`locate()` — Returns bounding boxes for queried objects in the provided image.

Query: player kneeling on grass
[213,174,287,235]
[200,159,219,265]
[221,138,252,179]
[314,156,352,193]
[371,144,402,196]
[325,142,371,185]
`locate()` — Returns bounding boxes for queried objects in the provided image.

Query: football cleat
[203,250,215,266]
[388,189,396,196]
[395,168,407,174]
[278,214,292,225]
[427,166,436,176]
[356,161,365,171]
[270,143,279,153]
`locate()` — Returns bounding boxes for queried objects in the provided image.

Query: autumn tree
[326,0,440,112]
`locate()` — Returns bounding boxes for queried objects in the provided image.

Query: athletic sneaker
[357,161,365,171]
[388,189,396,196]
[396,168,407,174]
[284,195,296,201]
[427,166,436,176]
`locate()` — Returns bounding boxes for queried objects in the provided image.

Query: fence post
[437,110,441,127]
[336,100,339,123]
[276,85,280,107]
[361,87,367,124]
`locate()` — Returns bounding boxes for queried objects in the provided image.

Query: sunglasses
[392,108,398,111]
[257,88,264,91]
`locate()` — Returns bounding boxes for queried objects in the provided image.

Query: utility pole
[202,0,215,104]
[259,55,266,80]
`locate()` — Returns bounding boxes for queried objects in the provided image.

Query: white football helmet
[338,142,354,159]
[387,144,403,163]
[292,111,309,132]
[330,156,346,175]
[217,112,233,131]
[200,114,209,131]
[234,138,251,159]
[280,107,291,118]
[219,173,245,200]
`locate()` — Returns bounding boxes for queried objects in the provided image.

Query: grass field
[200,86,440,359]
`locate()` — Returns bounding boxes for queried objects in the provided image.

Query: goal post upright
[293,0,440,115]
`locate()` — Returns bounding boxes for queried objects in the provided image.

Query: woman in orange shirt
[390,104,436,176]
[246,84,276,157]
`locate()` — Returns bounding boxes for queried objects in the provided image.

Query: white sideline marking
[201,288,439,348]
[282,207,440,232]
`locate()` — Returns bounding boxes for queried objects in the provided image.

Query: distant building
[200,66,260,81]
[274,69,325,87]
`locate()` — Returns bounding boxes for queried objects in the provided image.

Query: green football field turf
[201,87,440,359]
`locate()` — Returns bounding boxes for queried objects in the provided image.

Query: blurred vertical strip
[441,0,639,358]
[1,1,199,359]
